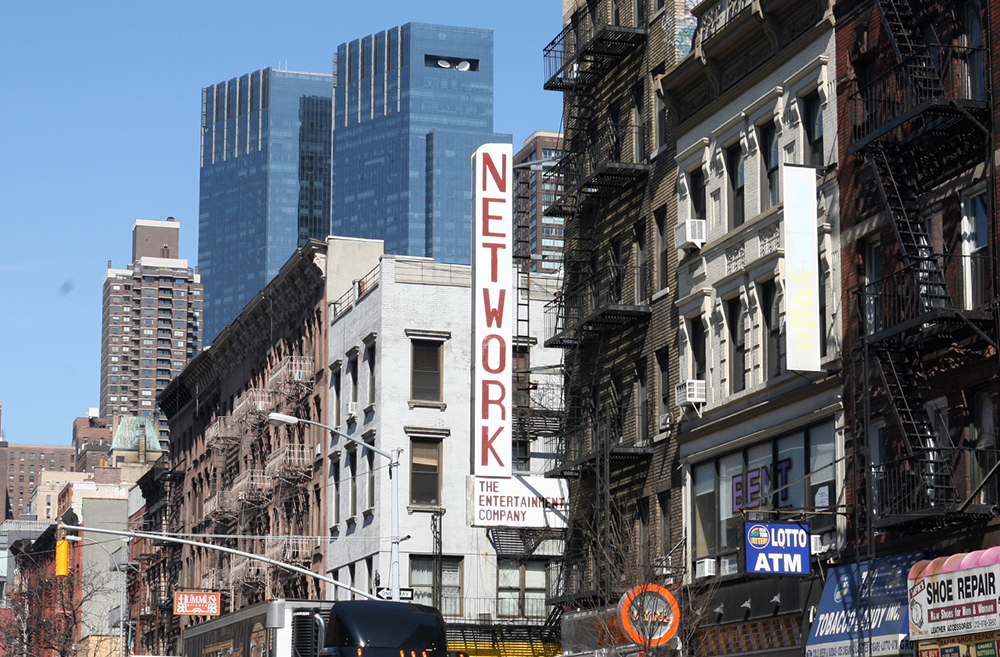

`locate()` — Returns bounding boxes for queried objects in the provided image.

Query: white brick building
[326,248,563,636]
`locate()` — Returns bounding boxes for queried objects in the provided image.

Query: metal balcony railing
[849,45,988,150]
[556,404,654,466]
[205,416,242,451]
[854,254,994,339]
[201,568,228,590]
[204,491,236,518]
[265,444,314,477]
[546,265,650,343]
[554,123,649,192]
[265,536,315,565]
[268,355,315,391]
[231,555,265,584]
[871,448,1000,524]
[694,0,753,44]
[332,264,379,321]
[234,389,273,420]
[231,469,271,501]
[442,596,551,624]
[543,4,648,91]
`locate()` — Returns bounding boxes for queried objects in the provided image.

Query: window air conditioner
[696,557,717,579]
[675,219,707,251]
[675,380,707,406]
[347,401,359,419]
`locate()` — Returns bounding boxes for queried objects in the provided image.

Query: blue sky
[0,1,563,445]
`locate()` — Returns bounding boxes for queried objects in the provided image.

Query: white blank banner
[783,164,821,372]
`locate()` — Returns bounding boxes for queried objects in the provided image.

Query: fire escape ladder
[866,145,951,311]
[874,0,928,64]
[873,348,957,501]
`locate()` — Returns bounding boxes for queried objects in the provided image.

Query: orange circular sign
[618,583,681,647]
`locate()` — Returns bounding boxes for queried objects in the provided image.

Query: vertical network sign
[472,143,513,478]
[783,164,821,372]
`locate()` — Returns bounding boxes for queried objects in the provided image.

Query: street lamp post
[267,412,403,601]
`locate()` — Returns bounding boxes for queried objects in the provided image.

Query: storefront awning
[908,547,1000,641]
[805,553,926,657]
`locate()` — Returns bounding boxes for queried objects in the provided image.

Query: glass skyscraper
[199,68,332,344]
[332,23,510,265]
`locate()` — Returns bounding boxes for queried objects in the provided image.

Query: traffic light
[55,539,69,576]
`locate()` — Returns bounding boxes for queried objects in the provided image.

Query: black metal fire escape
[848,0,996,535]
[541,0,652,610]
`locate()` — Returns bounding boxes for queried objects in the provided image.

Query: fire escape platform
[546,304,651,348]
[545,444,653,478]
[847,97,988,157]
[863,307,993,346]
[543,23,647,92]
[873,503,998,530]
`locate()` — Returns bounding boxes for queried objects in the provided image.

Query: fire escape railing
[543,3,648,91]
[545,264,650,342]
[854,255,994,339]
[848,45,987,152]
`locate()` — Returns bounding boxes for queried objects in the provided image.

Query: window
[411,340,442,401]
[864,239,882,334]
[332,461,341,526]
[498,560,547,617]
[367,343,376,405]
[802,92,824,168]
[347,448,358,519]
[760,280,780,380]
[635,360,649,446]
[689,168,706,220]
[689,316,706,381]
[692,421,836,561]
[726,298,745,394]
[411,556,462,615]
[962,191,989,309]
[333,368,342,427]
[758,121,779,210]
[349,354,359,404]
[655,207,669,291]
[635,221,647,302]
[366,437,376,510]
[410,439,441,505]
[969,389,997,505]
[655,93,668,150]
[727,143,745,228]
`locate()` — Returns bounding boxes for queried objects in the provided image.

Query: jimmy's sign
[745,522,811,575]
[471,143,514,479]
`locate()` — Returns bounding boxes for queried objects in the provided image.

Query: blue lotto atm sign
[745,522,811,575]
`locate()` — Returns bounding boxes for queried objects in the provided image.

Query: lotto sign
[471,143,514,478]
[174,591,221,616]
[745,522,811,575]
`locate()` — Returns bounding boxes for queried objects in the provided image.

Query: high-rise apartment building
[331,23,509,265]
[199,68,333,343]
[513,131,564,271]
[0,442,76,519]
[100,218,202,445]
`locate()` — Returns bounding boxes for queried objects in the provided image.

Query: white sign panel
[471,144,514,478]
[783,164,822,372]
[909,563,1000,639]
[468,475,570,528]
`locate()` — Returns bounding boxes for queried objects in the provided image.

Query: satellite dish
[456,60,471,71]
[437,59,451,68]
